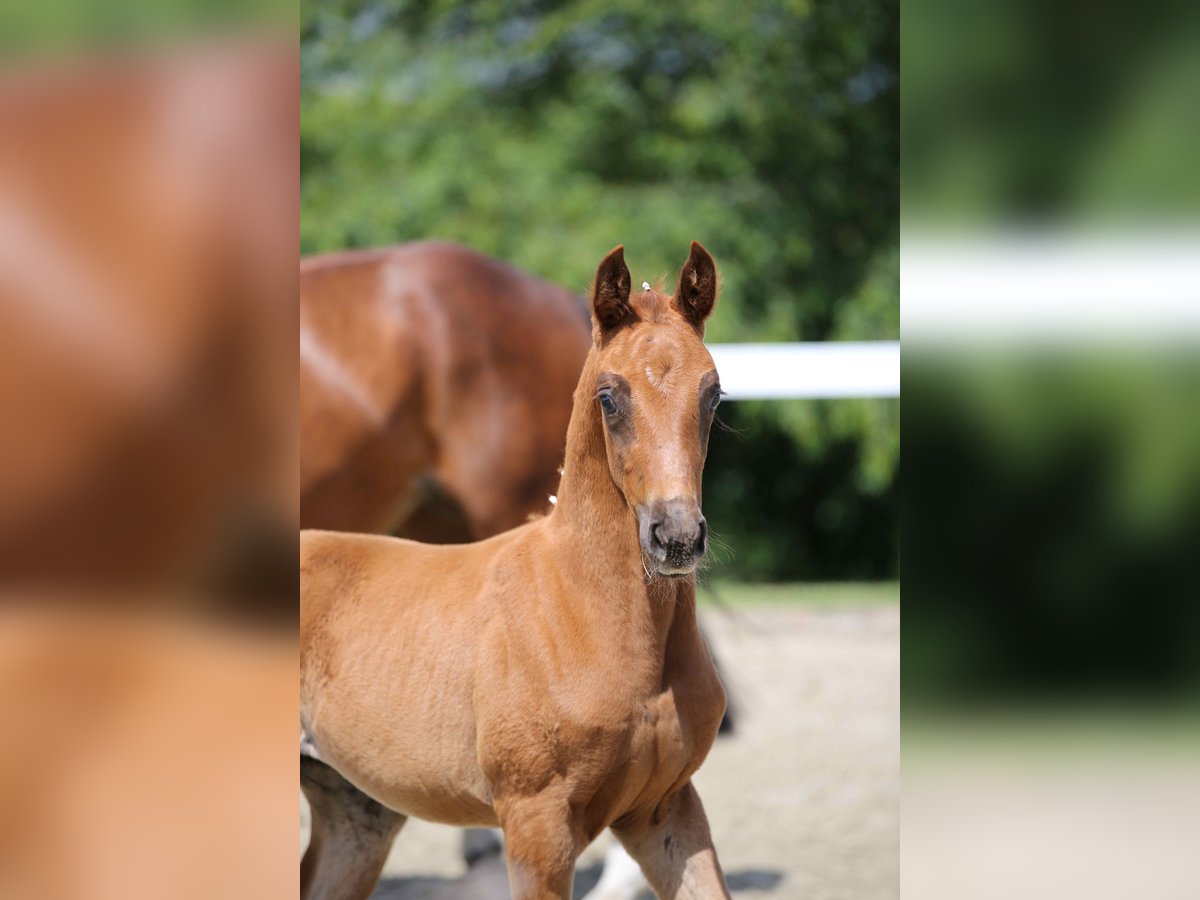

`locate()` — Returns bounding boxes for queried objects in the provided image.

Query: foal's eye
[598,393,619,416]
[709,390,723,410]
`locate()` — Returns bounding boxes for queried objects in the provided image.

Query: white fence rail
[902,229,1200,342]
[709,342,900,400]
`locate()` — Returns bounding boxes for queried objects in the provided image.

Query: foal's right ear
[591,245,637,341]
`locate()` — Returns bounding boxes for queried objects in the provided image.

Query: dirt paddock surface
[300,602,900,899]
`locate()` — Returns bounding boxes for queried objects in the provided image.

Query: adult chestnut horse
[300,243,731,900]
[300,242,591,541]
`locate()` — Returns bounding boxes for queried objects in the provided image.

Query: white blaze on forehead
[644,362,676,391]
[641,342,680,391]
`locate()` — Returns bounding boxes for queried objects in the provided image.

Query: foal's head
[586,242,722,578]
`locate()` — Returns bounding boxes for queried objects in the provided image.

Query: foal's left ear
[674,241,718,333]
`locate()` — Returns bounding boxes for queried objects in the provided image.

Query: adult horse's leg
[612,782,731,900]
[301,757,406,900]
[498,797,579,900]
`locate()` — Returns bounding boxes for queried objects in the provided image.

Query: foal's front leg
[612,782,731,899]
[498,796,580,900]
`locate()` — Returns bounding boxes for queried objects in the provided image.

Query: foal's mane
[584,273,675,328]
[628,282,672,323]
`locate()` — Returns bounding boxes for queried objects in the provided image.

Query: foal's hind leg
[612,782,731,899]
[301,756,406,900]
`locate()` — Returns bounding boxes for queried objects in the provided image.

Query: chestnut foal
[300,243,731,900]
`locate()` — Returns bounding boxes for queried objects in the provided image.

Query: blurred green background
[902,0,1200,708]
[904,352,1200,706]
[0,0,293,56]
[902,0,1200,224]
[902,10,1200,893]
[301,0,900,582]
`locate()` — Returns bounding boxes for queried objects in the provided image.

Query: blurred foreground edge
[0,603,296,900]
[0,37,298,613]
[0,36,298,900]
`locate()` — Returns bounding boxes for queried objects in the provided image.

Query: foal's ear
[591,245,637,340]
[674,241,718,333]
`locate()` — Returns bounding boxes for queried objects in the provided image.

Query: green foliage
[901,0,1200,222]
[302,0,898,580]
[0,0,291,57]
[904,353,1200,703]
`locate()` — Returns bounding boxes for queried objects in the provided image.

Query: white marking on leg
[582,841,648,900]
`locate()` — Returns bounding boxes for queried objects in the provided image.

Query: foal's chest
[631,689,700,769]
[480,610,726,825]
[582,684,720,825]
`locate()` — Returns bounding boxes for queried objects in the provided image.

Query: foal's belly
[372,778,498,828]
[305,669,497,825]
[316,728,498,827]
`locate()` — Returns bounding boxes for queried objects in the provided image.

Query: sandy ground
[904,720,1200,900]
[301,602,899,899]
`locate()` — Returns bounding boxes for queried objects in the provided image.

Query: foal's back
[299,524,538,627]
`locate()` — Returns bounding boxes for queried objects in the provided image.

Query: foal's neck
[550,358,695,638]
[551,375,635,553]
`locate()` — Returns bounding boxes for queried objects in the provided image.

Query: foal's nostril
[650,522,668,553]
[643,504,706,568]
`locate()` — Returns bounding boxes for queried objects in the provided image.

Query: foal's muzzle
[638,498,707,576]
